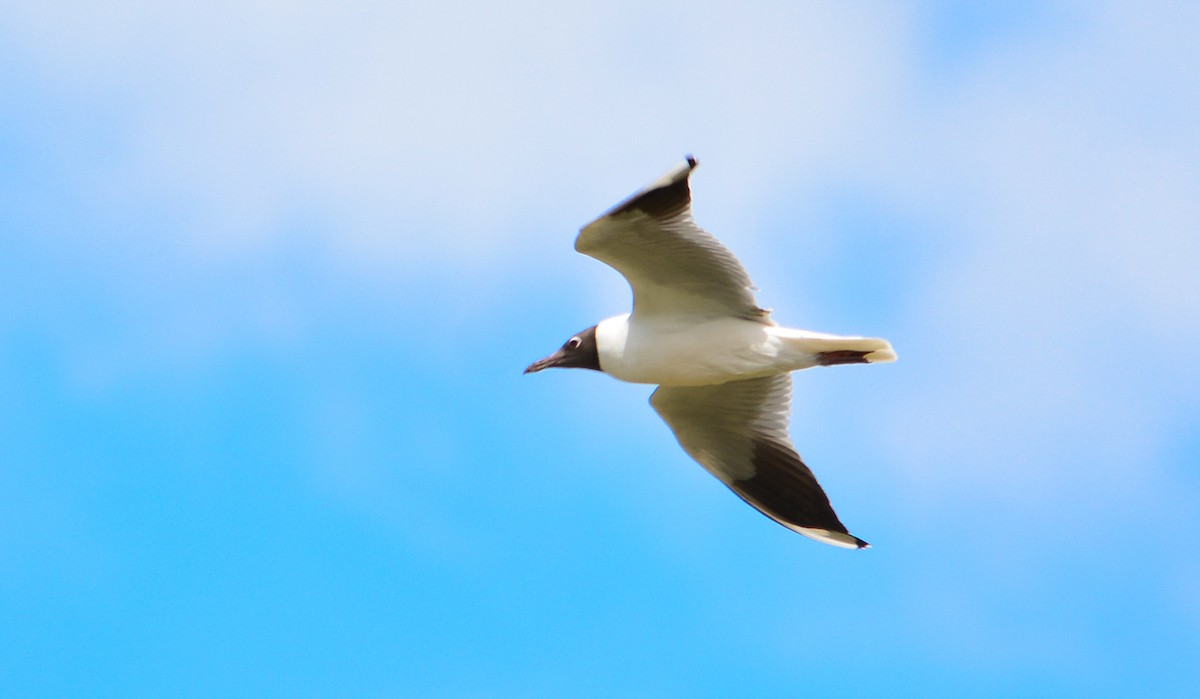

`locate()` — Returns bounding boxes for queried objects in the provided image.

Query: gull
[525,157,895,548]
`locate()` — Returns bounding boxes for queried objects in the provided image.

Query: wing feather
[575,157,770,322]
[650,375,868,549]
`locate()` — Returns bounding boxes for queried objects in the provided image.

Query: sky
[2,1,1198,696]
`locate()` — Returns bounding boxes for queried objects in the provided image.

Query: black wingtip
[854,537,871,550]
[685,154,698,169]
[608,161,694,219]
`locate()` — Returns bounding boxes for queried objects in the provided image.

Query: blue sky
[2,1,1198,696]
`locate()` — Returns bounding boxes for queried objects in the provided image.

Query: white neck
[594,314,631,373]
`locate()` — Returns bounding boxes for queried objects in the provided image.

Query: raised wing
[650,375,868,549]
[575,157,770,322]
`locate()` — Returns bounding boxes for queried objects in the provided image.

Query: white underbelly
[595,314,791,386]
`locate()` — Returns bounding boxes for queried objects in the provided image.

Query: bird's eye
[567,336,582,349]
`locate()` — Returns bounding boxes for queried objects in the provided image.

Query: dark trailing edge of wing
[729,439,868,548]
[606,155,698,221]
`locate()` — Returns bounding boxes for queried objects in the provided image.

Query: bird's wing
[650,374,868,549]
[575,157,770,322]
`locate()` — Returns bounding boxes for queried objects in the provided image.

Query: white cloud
[766,2,1200,506]
[5,1,1197,504]
[1,2,911,265]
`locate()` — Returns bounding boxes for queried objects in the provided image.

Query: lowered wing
[650,374,868,549]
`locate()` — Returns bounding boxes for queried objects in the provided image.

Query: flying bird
[525,157,895,548]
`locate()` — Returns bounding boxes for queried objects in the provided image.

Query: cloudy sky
[2,1,1198,696]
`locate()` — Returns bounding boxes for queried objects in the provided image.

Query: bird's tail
[775,330,897,365]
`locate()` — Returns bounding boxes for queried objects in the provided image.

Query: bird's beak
[524,349,566,374]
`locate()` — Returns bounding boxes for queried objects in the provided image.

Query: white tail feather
[774,330,897,365]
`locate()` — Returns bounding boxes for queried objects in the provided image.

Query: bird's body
[594,313,892,387]
[596,313,776,386]
[526,156,895,549]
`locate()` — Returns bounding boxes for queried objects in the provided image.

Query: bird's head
[524,325,601,374]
